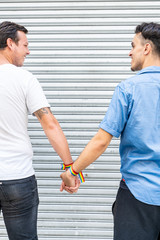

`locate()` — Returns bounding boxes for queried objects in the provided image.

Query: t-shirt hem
[0,171,35,181]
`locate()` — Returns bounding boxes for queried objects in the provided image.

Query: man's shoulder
[11,65,33,76]
[118,74,137,92]
[7,65,36,83]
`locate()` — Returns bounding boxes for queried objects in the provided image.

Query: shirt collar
[137,66,160,75]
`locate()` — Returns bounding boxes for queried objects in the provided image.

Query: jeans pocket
[2,176,39,214]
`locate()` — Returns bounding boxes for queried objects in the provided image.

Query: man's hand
[60,170,80,193]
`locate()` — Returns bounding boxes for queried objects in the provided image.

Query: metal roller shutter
[0,1,160,239]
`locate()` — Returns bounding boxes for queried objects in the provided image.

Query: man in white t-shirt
[0,21,78,240]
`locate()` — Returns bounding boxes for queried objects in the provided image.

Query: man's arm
[60,128,113,188]
[34,107,73,165]
[34,107,80,192]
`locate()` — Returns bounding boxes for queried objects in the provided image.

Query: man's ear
[144,43,152,55]
[6,38,14,50]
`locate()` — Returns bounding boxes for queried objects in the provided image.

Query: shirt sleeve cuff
[99,123,120,138]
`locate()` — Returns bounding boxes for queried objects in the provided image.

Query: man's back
[100,66,160,205]
[0,64,49,180]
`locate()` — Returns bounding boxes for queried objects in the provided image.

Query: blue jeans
[0,175,39,240]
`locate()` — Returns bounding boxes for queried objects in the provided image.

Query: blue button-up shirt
[100,66,160,205]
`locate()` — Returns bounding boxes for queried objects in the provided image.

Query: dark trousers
[112,183,160,240]
[0,175,39,240]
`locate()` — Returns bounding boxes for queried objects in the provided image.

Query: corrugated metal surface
[0,1,160,239]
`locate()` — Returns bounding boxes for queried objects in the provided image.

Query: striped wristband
[61,163,73,170]
[69,164,85,183]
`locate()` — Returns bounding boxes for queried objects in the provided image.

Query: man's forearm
[34,108,72,165]
[44,123,73,165]
[60,129,113,189]
[72,129,113,173]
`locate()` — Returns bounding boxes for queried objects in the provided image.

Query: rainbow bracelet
[61,163,73,170]
[61,163,85,183]
[69,164,85,183]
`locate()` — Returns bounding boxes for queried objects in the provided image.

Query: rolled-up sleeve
[99,84,129,138]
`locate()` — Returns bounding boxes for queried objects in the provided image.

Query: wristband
[69,164,85,183]
[61,163,73,170]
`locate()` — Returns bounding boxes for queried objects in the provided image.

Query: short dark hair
[0,21,28,49]
[135,22,160,56]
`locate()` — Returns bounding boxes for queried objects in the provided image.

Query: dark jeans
[112,181,160,240]
[0,175,39,240]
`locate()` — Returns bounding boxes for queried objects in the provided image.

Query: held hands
[60,163,85,194]
[60,170,80,194]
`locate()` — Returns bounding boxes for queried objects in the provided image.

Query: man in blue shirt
[61,22,160,240]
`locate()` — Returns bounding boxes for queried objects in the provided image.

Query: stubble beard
[131,61,143,72]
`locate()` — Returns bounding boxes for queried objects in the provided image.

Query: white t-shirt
[0,64,50,180]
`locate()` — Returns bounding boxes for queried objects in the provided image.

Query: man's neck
[142,55,160,69]
[0,51,12,65]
